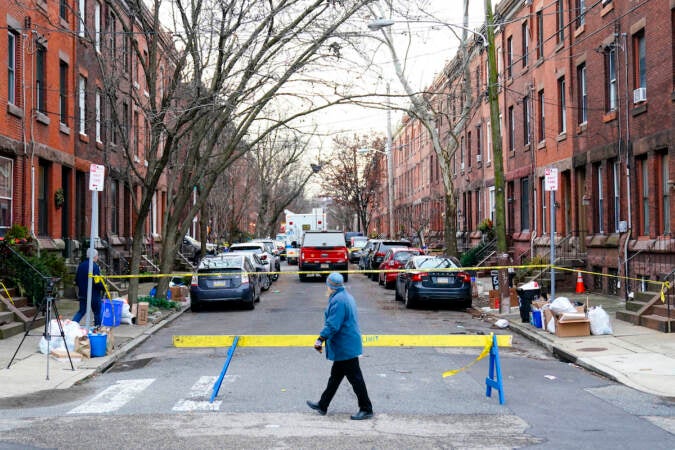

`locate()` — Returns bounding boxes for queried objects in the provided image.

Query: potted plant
[54,188,65,209]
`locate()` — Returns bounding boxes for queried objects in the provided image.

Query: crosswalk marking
[171,375,238,411]
[68,379,155,414]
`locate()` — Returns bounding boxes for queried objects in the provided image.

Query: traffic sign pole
[86,165,105,329]
[545,168,558,301]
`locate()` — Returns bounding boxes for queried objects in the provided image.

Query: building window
[36,45,46,113]
[95,1,102,53]
[8,31,18,105]
[486,121,492,163]
[521,22,529,68]
[610,160,620,232]
[134,111,140,158]
[111,179,118,235]
[540,177,547,234]
[523,95,530,146]
[577,63,587,124]
[60,61,68,126]
[123,102,129,146]
[95,90,102,143]
[521,177,530,231]
[0,157,13,234]
[632,30,646,90]
[123,34,130,73]
[557,77,566,134]
[605,47,618,111]
[60,0,68,21]
[556,0,564,44]
[576,0,586,28]
[476,124,482,160]
[537,89,545,142]
[595,164,604,234]
[467,131,472,167]
[38,162,49,236]
[506,36,513,79]
[78,0,85,38]
[460,136,465,170]
[536,10,544,60]
[508,105,515,151]
[109,13,117,61]
[78,75,87,135]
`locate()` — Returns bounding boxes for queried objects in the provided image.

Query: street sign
[544,168,558,191]
[89,164,105,191]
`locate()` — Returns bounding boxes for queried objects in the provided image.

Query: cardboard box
[170,286,184,301]
[489,290,500,309]
[554,318,591,337]
[509,288,519,306]
[180,285,189,301]
[136,302,149,325]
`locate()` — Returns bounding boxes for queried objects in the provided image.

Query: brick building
[373,0,674,295]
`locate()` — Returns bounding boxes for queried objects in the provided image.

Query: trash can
[516,281,541,323]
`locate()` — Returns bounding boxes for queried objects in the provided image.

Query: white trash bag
[550,296,576,315]
[588,305,613,335]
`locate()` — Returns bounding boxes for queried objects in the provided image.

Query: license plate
[320,264,329,269]
[213,280,228,287]
[436,277,449,284]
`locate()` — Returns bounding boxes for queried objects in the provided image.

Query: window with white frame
[538,89,545,142]
[36,45,46,113]
[521,22,529,68]
[0,157,13,234]
[577,63,587,124]
[612,160,620,232]
[576,0,586,28]
[606,47,618,111]
[596,164,604,233]
[95,1,101,53]
[8,30,18,105]
[523,95,530,145]
[540,177,547,234]
[60,61,68,126]
[662,152,671,234]
[78,75,87,135]
[558,77,566,134]
[508,106,515,151]
[78,0,85,38]
[632,30,646,90]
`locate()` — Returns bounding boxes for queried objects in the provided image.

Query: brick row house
[1,0,175,273]
[372,0,674,296]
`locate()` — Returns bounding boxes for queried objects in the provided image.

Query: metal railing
[0,241,53,308]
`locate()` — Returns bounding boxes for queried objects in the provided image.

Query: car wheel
[463,298,472,309]
[271,273,279,281]
[404,289,416,309]
[261,275,271,291]
[378,273,384,285]
[343,272,349,282]
[385,281,394,290]
[394,286,402,301]
[245,296,255,310]
[191,300,202,312]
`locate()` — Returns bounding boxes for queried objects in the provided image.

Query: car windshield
[417,257,458,269]
[394,250,419,262]
[351,238,368,248]
[198,256,243,271]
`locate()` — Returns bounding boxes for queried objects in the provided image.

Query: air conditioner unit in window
[476,154,482,163]
[633,87,647,104]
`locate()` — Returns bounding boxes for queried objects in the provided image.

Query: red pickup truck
[298,231,349,282]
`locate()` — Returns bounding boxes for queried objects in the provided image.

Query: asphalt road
[0,265,673,449]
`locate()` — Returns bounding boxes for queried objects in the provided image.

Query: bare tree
[94,0,377,300]
[319,134,385,234]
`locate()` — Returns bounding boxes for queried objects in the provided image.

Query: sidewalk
[473,277,675,399]
[0,285,189,399]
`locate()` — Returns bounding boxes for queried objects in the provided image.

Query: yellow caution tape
[442,336,493,378]
[173,334,512,348]
[661,281,670,303]
[0,281,14,305]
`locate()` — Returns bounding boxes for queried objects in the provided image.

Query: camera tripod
[7,285,75,380]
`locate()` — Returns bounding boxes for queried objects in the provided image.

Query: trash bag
[588,306,613,335]
[550,296,576,315]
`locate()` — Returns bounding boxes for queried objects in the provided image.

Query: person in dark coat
[307,272,373,420]
[73,248,104,326]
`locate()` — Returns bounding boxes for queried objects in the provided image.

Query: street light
[367,18,488,48]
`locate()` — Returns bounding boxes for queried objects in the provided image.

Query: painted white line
[172,376,228,412]
[68,379,155,414]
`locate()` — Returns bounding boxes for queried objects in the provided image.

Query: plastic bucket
[531,310,543,328]
[101,299,124,327]
[88,333,107,357]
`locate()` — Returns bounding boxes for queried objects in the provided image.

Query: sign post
[544,168,558,301]
[85,164,105,329]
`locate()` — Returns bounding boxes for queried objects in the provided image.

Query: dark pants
[319,357,372,413]
[73,296,102,326]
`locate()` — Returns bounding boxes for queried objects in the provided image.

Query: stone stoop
[0,291,45,339]
[615,291,675,333]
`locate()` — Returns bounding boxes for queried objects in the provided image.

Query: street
[0,266,673,449]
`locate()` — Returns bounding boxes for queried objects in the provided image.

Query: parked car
[368,240,412,280]
[378,247,424,288]
[252,238,281,277]
[298,231,349,282]
[228,242,277,282]
[286,242,300,265]
[348,236,369,263]
[189,254,261,311]
[181,235,217,263]
[358,239,381,273]
[394,255,472,309]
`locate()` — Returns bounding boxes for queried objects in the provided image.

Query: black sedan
[394,255,472,309]
[190,254,261,311]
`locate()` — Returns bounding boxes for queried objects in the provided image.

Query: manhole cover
[577,347,608,352]
[107,357,154,372]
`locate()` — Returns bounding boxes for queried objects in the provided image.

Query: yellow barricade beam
[173,334,512,348]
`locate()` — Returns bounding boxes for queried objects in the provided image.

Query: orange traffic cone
[575,271,585,294]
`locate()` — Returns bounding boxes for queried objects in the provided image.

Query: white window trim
[78,75,86,135]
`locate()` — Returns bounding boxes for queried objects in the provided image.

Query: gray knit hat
[325,272,344,290]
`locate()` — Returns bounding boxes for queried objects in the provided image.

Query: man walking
[307,272,373,420]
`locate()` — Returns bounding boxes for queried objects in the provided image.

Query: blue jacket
[319,287,363,361]
[76,259,103,300]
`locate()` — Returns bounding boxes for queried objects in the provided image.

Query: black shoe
[306,400,327,415]
[350,410,373,420]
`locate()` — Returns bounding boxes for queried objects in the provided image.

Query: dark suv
[368,240,412,280]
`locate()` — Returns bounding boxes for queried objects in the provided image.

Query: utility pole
[485,0,510,313]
